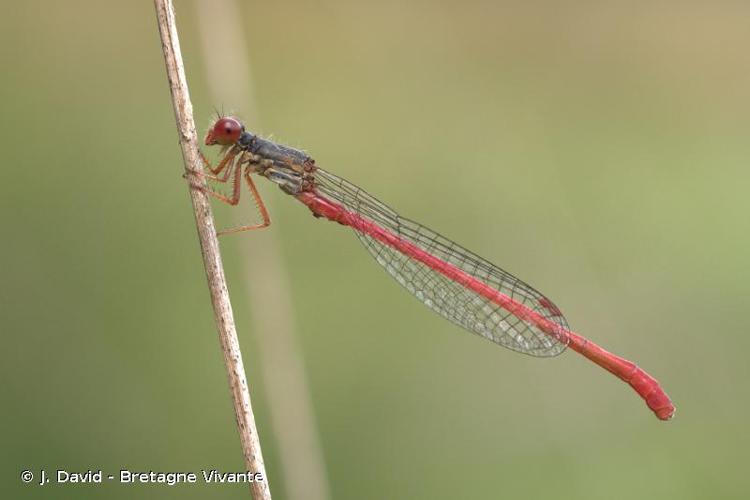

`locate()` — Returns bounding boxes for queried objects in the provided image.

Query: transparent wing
[313,168,569,357]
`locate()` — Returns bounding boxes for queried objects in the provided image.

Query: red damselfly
[188,116,675,421]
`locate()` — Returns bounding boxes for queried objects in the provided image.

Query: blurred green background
[2,1,748,499]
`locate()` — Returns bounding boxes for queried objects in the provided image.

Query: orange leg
[216,168,272,236]
[183,148,238,189]
[203,156,236,183]
[199,161,244,206]
[200,147,238,175]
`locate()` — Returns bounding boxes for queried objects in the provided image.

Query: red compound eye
[205,117,243,145]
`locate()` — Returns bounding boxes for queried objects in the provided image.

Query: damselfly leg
[217,168,271,236]
[186,148,271,236]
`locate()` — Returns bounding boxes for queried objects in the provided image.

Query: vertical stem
[153,1,272,498]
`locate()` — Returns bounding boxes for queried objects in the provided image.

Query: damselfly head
[205,117,245,146]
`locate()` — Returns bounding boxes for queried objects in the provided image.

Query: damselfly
[187,116,675,420]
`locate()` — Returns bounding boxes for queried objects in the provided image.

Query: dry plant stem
[153,1,271,499]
